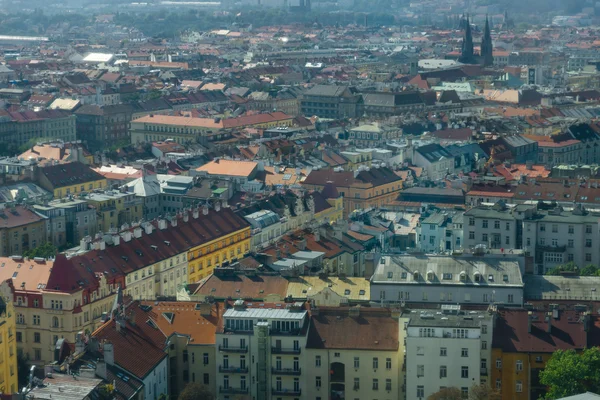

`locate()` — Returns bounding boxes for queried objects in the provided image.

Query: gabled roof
[40,161,105,189]
[194,274,289,300]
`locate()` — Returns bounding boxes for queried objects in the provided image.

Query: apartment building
[0,109,76,147]
[0,206,49,257]
[215,301,309,400]
[141,301,221,398]
[33,198,98,246]
[186,205,252,283]
[0,255,119,365]
[415,210,464,253]
[0,281,18,395]
[37,161,107,199]
[463,202,533,251]
[492,308,589,400]
[85,190,144,233]
[244,210,284,250]
[75,104,135,150]
[305,306,405,400]
[370,255,524,306]
[413,144,455,181]
[405,306,493,400]
[300,85,362,119]
[522,204,600,274]
[302,167,403,216]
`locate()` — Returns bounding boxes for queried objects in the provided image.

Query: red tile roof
[0,205,46,228]
[492,309,587,353]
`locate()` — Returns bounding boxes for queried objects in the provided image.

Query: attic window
[135,250,143,257]
[387,272,393,279]
[581,196,588,200]
[151,245,158,250]
[359,290,366,296]
[534,192,541,196]
[146,319,159,329]
[12,272,18,278]
[302,289,307,294]
[162,312,175,324]
[503,274,509,282]
[488,274,494,281]
[164,241,171,246]
[401,272,407,279]
[344,289,351,295]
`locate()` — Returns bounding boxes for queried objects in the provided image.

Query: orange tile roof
[196,159,258,177]
[141,301,221,345]
[0,257,52,293]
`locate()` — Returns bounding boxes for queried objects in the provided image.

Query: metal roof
[224,307,307,320]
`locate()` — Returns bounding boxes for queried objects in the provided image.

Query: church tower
[481,15,494,67]
[458,14,476,64]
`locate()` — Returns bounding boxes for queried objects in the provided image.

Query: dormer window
[474,273,482,283]
[413,271,420,281]
[459,272,467,282]
[427,271,434,281]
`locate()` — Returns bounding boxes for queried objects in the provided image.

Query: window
[482,233,488,242]
[354,378,360,390]
[417,346,424,355]
[508,294,514,303]
[586,225,593,234]
[469,231,475,239]
[373,357,378,369]
[516,360,523,371]
[516,381,523,393]
[482,220,488,228]
[568,239,574,248]
[506,222,510,230]
[482,341,487,350]
[552,224,558,233]
[354,357,360,368]
[385,379,391,391]
[461,348,468,357]
[461,387,469,398]
[496,358,502,369]
[33,315,40,325]
[440,348,447,356]
[417,365,424,377]
[586,239,592,247]
[496,379,501,390]
[494,220,500,229]
[385,358,391,369]
[203,353,209,365]
[587,253,593,262]
[440,365,447,378]
[540,224,545,232]
[482,324,488,334]
[568,225,574,234]
[316,376,321,388]
[417,386,424,398]
[34,332,41,343]
[16,332,22,342]
[469,217,475,226]
[461,366,469,378]
[315,355,321,367]
[372,379,378,390]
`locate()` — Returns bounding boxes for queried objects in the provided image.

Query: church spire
[458,14,475,64]
[481,14,494,67]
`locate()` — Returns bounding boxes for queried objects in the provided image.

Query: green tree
[23,242,57,259]
[546,261,579,275]
[580,264,599,276]
[17,351,31,389]
[540,348,600,398]
[469,384,501,400]
[427,387,462,400]
[178,383,214,400]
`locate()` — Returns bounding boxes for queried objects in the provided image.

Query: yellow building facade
[85,191,144,233]
[187,227,252,283]
[0,281,18,395]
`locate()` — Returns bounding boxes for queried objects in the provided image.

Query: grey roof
[0,182,50,203]
[502,135,535,148]
[406,308,492,328]
[124,175,161,197]
[558,393,600,400]
[464,204,516,221]
[524,275,600,301]
[224,307,307,320]
[415,143,453,162]
[524,209,599,224]
[304,85,349,97]
[372,255,523,287]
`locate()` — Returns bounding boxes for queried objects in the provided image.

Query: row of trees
[546,261,600,276]
[540,348,600,399]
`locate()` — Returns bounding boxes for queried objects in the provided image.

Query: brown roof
[307,307,399,350]
[39,161,105,189]
[492,309,587,353]
[196,159,258,177]
[140,301,221,345]
[0,205,46,229]
[194,274,289,300]
[303,167,401,189]
[92,302,167,379]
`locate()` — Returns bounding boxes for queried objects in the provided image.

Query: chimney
[199,302,212,317]
[122,231,132,242]
[158,219,168,230]
[193,208,199,219]
[298,238,307,251]
[143,223,153,235]
[391,308,402,319]
[546,312,552,333]
[314,230,320,242]
[75,331,85,353]
[129,310,136,326]
[349,306,360,318]
[112,235,120,246]
[527,311,533,333]
[99,241,106,251]
[552,307,559,320]
[276,247,282,259]
[584,312,591,332]
[103,341,115,366]
[183,212,189,222]
[95,360,107,380]
[133,227,142,239]
[215,201,221,212]
[203,205,209,215]
[170,217,178,228]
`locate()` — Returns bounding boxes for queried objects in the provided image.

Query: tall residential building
[0,206,49,257]
[305,306,405,400]
[0,255,119,365]
[370,255,524,306]
[85,190,144,233]
[300,85,363,119]
[0,109,76,147]
[37,161,107,199]
[405,306,493,399]
[302,167,403,216]
[0,281,18,395]
[215,300,309,400]
[74,104,135,150]
[33,198,98,245]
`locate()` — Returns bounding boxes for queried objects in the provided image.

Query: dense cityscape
[2,0,600,399]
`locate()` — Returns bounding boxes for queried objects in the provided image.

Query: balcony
[272,389,301,396]
[271,368,301,376]
[271,347,301,355]
[219,366,248,374]
[218,345,248,353]
[480,367,488,376]
[219,386,248,395]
